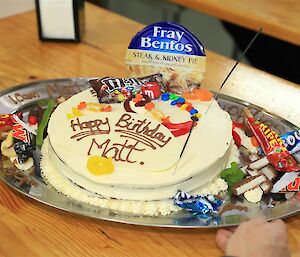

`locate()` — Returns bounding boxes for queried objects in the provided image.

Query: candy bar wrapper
[245,117,300,173]
[271,171,300,193]
[281,130,300,154]
[13,119,35,164]
[173,190,224,214]
[89,73,164,103]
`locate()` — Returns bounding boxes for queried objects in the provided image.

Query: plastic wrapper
[89,73,164,103]
[281,130,300,154]
[173,190,224,214]
[13,119,35,164]
[244,114,300,173]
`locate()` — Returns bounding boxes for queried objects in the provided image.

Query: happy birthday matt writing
[70,113,172,165]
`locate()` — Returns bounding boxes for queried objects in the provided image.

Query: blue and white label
[125,22,206,93]
[128,22,205,56]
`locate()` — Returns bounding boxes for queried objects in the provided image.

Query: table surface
[0,3,300,257]
[168,0,300,46]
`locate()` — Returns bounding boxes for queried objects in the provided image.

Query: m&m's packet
[90,73,164,103]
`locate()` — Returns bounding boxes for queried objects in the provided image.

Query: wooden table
[0,3,300,257]
[167,0,300,46]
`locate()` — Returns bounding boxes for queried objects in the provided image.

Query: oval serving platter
[0,78,299,228]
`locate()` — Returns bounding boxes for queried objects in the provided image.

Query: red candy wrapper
[244,108,300,173]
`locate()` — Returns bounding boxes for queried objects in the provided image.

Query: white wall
[0,0,35,18]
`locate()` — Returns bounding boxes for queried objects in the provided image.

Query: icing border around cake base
[41,137,239,216]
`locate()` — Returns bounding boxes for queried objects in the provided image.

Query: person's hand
[215,217,290,257]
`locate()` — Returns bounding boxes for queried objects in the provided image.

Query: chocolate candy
[173,190,224,214]
[90,73,165,103]
[281,130,300,154]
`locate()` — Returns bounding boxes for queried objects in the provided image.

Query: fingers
[269,219,289,243]
[270,219,287,230]
[248,216,267,225]
[215,229,233,252]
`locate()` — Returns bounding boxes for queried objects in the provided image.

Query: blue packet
[281,129,300,154]
[173,190,224,214]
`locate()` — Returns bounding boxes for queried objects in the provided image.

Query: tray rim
[0,78,299,228]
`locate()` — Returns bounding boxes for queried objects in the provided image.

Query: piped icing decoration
[67,102,112,119]
[125,22,206,94]
[87,155,114,175]
[123,94,152,113]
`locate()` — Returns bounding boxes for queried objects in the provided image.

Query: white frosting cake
[41,88,239,214]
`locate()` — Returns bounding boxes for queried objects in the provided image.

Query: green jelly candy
[220,162,245,187]
[36,100,56,147]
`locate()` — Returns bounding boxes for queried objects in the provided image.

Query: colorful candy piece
[169,93,180,101]
[102,106,112,112]
[189,109,198,115]
[177,97,185,104]
[28,115,38,126]
[87,155,114,175]
[145,102,155,111]
[161,92,170,101]
[180,103,189,110]
[186,106,193,112]
[77,102,87,110]
[220,162,245,188]
[171,100,178,105]
[174,190,224,214]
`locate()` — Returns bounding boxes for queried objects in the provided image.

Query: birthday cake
[40,78,239,215]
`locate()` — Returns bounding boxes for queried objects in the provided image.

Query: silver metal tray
[0,78,299,228]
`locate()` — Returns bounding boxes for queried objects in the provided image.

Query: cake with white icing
[41,87,238,215]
